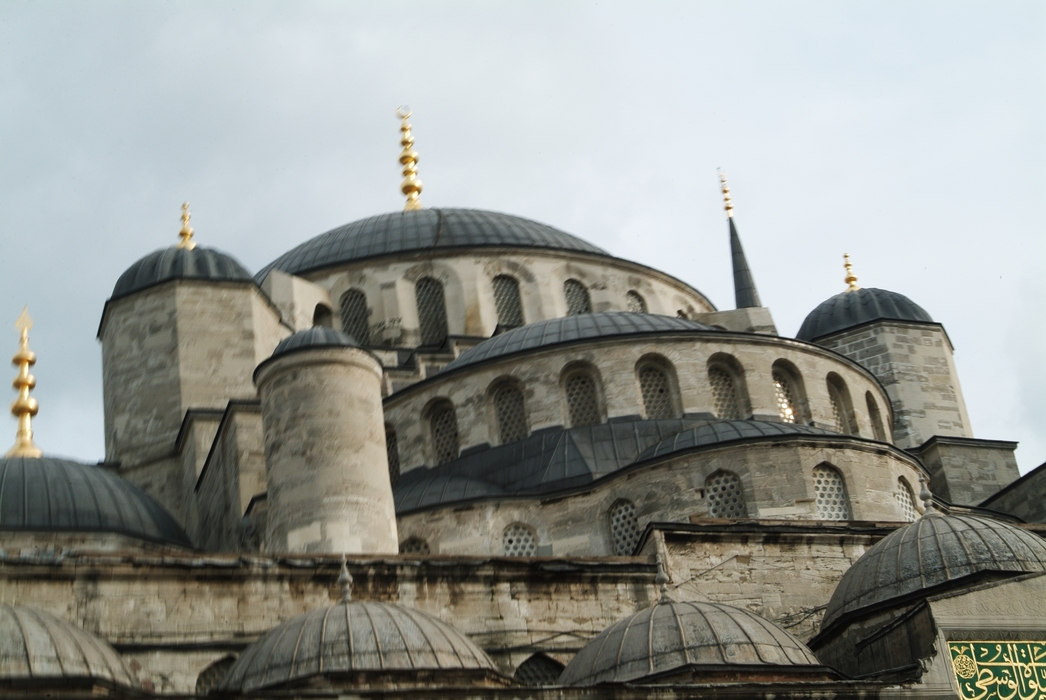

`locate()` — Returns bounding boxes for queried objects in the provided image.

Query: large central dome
[255,208,610,281]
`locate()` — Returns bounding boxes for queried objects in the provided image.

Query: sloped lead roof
[796,287,934,342]
[110,246,254,301]
[635,420,836,461]
[272,326,360,356]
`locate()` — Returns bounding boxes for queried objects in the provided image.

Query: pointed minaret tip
[719,171,762,309]
[717,169,733,218]
[843,253,861,292]
[6,306,42,458]
[177,202,196,250]
[396,106,423,211]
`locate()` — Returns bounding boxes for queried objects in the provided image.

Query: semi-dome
[110,246,254,301]
[796,287,934,342]
[0,604,137,690]
[255,208,610,281]
[0,456,192,548]
[821,511,1046,630]
[558,600,821,686]
[271,326,360,357]
[635,420,838,462]
[219,600,500,692]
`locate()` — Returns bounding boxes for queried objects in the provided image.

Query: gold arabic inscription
[949,641,1046,700]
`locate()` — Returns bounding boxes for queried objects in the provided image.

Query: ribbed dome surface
[0,604,137,689]
[443,313,716,372]
[796,287,934,342]
[272,326,360,357]
[110,246,253,301]
[0,457,192,548]
[636,420,838,462]
[219,601,498,692]
[256,208,609,281]
[822,512,1046,629]
[558,600,820,686]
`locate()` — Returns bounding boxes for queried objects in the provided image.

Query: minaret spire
[718,171,762,309]
[6,307,42,458]
[396,106,423,211]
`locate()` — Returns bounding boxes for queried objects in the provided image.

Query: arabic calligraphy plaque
[949,641,1046,700]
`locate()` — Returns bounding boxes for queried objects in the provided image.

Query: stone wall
[909,436,1020,506]
[979,460,1046,521]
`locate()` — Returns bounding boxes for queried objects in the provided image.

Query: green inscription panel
[949,642,1046,700]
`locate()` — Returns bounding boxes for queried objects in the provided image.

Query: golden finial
[717,169,734,218]
[6,307,42,458]
[177,202,196,250]
[396,106,423,211]
[843,253,861,291]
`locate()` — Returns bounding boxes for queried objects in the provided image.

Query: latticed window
[709,367,741,420]
[608,500,641,555]
[385,426,400,486]
[493,275,524,327]
[772,370,798,424]
[196,657,235,696]
[896,479,917,522]
[415,277,448,346]
[813,465,851,520]
[706,471,746,518]
[493,381,528,444]
[339,289,371,345]
[563,279,591,315]
[399,537,430,554]
[503,524,537,557]
[638,364,675,419]
[514,654,565,687]
[867,392,887,441]
[626,290,647,313]
[565,371,601,427]
[829,388,846,434]
[428,401,460,465]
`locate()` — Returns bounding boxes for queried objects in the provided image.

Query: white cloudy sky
[1,2,1043,474]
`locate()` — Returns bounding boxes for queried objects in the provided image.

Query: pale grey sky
[1,1,1043,473]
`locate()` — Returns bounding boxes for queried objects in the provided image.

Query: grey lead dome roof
[272,326,360,357]
[255,208,609,281]
[111,246,254,301]
[796,287,934,342]
[0,456,192,548]
[636,420,838,461]
[821,511,1046,630]
[558,600,821,686]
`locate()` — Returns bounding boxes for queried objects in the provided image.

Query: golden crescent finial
[177,202,196,250]
[6,306,42,458]
[844,253,860,291]
[397,107,423,211]
[717,169,734,218]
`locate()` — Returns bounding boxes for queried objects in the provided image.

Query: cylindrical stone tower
[254,327,397,554]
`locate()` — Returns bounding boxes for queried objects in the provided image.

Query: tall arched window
[313,303,333,328]
[563,368,602,427]
[827,374,857,435]
[514,654,565,687]
[708,366,742,420]
[706,471,746,518]
[813,464,851,520]
[415,277,448,346]
[385,424,400,486]
[492,275,524,328]
[637,361,678,419]
[772,371,798,423]
[866,392,887,442]
[492,380,528,444]
[626,290,647,313]
[502,523,537,556]
[428,400,460,465]
[339,289,371,345]
[896,478,917,522]
[608,499,641,555]
[563,279,592,316]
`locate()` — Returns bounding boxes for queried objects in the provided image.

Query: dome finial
[654,559,672,604]
[177,202,196,250]
[918,475,934,515]
[396,106,423,211]
[337,554,353,603]
[717,169,734,218]
[843,253,860,291]
[6,307,42,458]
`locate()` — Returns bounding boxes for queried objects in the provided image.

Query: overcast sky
[1,2,1043,474]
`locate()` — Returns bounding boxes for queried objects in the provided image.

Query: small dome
[110,246,253,301]
[822,511,1046,630]
[0,604,137,690]
[219,601,499,692]
[796,288,934,342]
[271,326,360,357]
[558,600,821,686]
[636,420,838,462]
[0,456,192,548]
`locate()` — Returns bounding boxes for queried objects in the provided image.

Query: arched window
[563,368,602,427]
[428,400,459,465]
[492,380,528,444]
[339,289,371,345]
[385,425,400,486]
[626,290,647,313]
[196,657,236,696]
[312,303,333,328]
[493,275,524,328]
[514,653,565,687]
[896,478,917,522]
[827,374,857,435]
[563,279,591,315]
[706,471,746,518]
[866,392,887,442]
[813,465,851,520]
[637,361,678,420]
[503,523,537,557]
[708,366,742,420]
[608,499,641,555]
[415,277,448,346]
[399,537,430,554]
[772,364,806,424]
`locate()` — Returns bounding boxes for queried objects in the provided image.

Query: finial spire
[843,253,860,292]
[177,202,196,250]
[396,106,423,211]
[654,559,672,604]
[719,171,762,309]
[6,307,42,458]
[919,475,934,515]
[337,554,353,603]
[718,169,734,218]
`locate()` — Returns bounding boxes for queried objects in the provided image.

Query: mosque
[1,111,1044,699]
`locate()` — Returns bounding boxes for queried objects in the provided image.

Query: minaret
[718,171,762,309]
[6,307,42,458]
[397,106,423,211]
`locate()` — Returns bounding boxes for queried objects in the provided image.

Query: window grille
[626,290,647,313]
[415,277,448,346]
[493,275,524,327]
[196,658,235,696]
[867,392,887,441]
[772,371,798,423]
[385,426,400,486]
[608,500,641,555]
[503,524,537,557]
[563,279,591,315]
[896,479,917,522]
[493,382,528,444]
[399,537,430,554]
[514,654,565,687]
[829,388,846,434]
[339,289,371,345]
[565,371,601,427]
[638,364,675,419]
[709,367,741,420]
[813,465,851,520]
[706,471,746,518]
[429,401,460,465]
